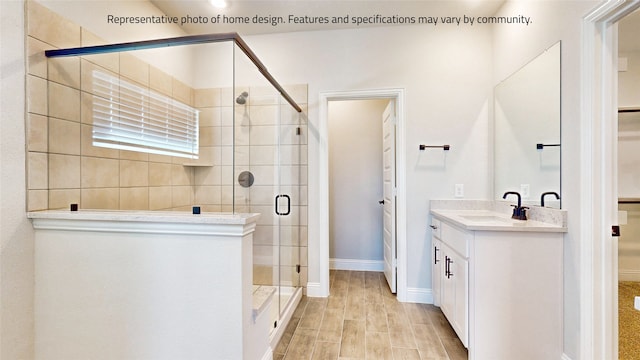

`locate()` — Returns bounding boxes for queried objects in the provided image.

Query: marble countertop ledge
[27,209,261,225]
[430,199,567,233]
[252,285,277,319]
[431,209,567,232]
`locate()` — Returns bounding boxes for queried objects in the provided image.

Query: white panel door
[382,100,397,293]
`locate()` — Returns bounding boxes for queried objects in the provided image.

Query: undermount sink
[459,215,512,222]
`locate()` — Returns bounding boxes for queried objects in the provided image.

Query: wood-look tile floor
[274,270,468,360]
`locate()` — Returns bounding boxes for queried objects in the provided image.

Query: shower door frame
[45,33,302,114]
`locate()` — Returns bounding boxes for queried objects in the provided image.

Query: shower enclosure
[41,33,306,344]
[230,37,307,338]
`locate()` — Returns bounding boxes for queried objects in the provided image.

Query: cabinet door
[440,246,455,323]
[449,250,468,347]
[432,238,443,306]
[440,245,468,348]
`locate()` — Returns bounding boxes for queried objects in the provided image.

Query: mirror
[494,41,561,208]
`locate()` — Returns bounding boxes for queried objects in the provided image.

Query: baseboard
[305,282,327,297]
[405,287,433,304]
[619,269,640,281]
[329,258,384,272]
[261,347,273,360]
[561,353,572,360]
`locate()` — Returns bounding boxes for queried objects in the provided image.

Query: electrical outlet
[455,184,464,198]
[520,184,530,199]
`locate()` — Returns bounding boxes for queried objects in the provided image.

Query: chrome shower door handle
[275,194,291,216]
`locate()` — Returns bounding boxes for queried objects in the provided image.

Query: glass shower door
[276,97,303,318]
[232,42,304,335]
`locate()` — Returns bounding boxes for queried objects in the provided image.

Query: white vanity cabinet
[432,219,469,346]
[430,210,564,360]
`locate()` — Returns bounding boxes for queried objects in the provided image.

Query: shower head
[236,91,248,105]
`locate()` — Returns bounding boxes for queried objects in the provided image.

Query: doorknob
[379,200,385,204]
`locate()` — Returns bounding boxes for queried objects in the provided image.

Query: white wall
[618,50,640,280]
[618,52,640,198]
[491,1,599,358]
[617,203,640,281]
[328,99,388,263]
[243,23,494,293]
[619,50,640,108]
[37,0,195,87]
[618,50,640,200]
[1,1,35,358]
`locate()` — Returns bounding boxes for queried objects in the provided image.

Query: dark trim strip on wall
[45,33,303,113]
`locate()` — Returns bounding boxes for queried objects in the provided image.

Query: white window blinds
[92,70,199,159]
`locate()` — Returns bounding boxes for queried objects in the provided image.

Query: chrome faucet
[503,191,528,220]
[540,191,560,207]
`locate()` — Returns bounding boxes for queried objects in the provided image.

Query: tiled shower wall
[25,1,308,289]
[26,2,196,211]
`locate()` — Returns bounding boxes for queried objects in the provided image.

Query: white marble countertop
[431,209,567,233]
[27,209,261,225]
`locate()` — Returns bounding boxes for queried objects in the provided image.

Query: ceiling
[150,0,505,35]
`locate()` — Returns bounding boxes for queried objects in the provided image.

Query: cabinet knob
[429,224,438,230]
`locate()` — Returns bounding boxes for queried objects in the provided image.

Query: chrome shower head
[236,91,248,105]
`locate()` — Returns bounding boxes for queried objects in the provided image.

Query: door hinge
[612,225,621,237]
[296,264,301,273]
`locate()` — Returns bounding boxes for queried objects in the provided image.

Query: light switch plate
[520,184,530,199]
[619,57,628,72]
[455,184,464,198]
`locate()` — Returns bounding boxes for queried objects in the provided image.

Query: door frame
[318,88,407,301]
[582,1,640,358]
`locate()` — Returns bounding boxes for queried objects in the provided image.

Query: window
[92,70,199,159]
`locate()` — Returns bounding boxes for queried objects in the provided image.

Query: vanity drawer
[440,222,470,258]
[430,218,442,239]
